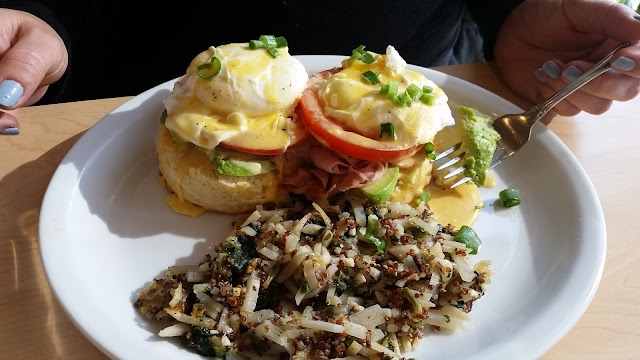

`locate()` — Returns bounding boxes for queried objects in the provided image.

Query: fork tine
[434,142,461,161]
[436,155,464,171]
[450,176,471,188]
[443,166,466,180]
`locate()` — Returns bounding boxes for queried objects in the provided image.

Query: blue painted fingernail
[634,15,640,20]
[611,56,636,71]
[542,61,561,79]
[0,80,24,108]
[534,68,545,83]
[562,66,583,82]
[1,127,19,135]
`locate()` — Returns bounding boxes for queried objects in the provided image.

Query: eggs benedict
[157,39,466,217]
[282,45,455,204]
[157,37,309,214]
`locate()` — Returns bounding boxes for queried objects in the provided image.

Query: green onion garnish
[423,85,433,93]
[267,47,280,58]
[380,123,395,140]
[250,35,288,58]
[395,92,413,107]
[275,36,288,47]
[406,84,423,101]
[196,56,222,79]
[380,80,399,98]
[499,188,521,207]
[362,70,380,85]
[424,142,435,160]
[364,215,387,253]
[259,35,278,48]
[419,191,431,202]
[453,225,481,255]
[249,40,265,49]
[420,92,436,106]
[351,45,375,64]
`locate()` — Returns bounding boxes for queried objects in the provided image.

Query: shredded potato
[134,193,492,359]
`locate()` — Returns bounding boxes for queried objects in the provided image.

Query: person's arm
[464,0,525,61]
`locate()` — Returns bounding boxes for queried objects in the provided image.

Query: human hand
[0,8,68,134]
[494,0,640,116]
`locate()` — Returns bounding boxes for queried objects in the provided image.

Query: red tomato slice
[220,113,310,155]
[298,87,420,162]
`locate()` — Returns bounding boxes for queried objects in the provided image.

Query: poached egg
[316,46,455,148]
[164,43,309,150]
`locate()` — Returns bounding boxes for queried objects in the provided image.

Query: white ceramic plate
[39,56,606,360]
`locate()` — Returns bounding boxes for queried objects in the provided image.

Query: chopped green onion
[249,40,265,49]
[363,233,387,253]
[420,92,436,106]
[196,56,222,79]
[366,215,380,235]
[419,191,431,202]
[380,80,399,98]
[364,216,387,253]
[499,188,521,207]
[160,109,167,124]
[352,45,366,56]
[380,123,395,140]
[300,281,310,294]
[259,35,278,48]
[395,92,413,107]
[406,84,423,101]
[361,70,380,85]
[453,225,481,255]
[424,142,435,160]
[267,47,280,58]
[423,85,433,93]
[250,35,288,57]
[275,36,288,47]
[359,52,375,64]
[351,45,375,64]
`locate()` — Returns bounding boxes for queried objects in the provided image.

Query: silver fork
[435,40,637,188]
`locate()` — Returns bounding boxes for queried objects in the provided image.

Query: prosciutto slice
[274,138,386,200]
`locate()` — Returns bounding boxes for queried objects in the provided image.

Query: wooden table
[1,62,638,359]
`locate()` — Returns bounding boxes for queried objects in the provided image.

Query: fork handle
[525,41,637,121]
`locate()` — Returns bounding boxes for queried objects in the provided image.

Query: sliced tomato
[298,87,420,162]
[220,113,310,155]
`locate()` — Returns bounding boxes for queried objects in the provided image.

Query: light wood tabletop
[1,62,638,360]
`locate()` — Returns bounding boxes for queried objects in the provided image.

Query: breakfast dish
[38,55,606,360]
[156,38,489,219]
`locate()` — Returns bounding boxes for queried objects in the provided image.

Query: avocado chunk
[361,167,400,203]
[214,156,274,177]
[457,106,501,187]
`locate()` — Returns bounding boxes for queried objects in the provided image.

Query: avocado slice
[361,167,400,203]
[457,106,501,187]
[214,156,274,177]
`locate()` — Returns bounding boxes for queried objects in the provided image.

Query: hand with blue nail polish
[494,0,640,116]
[0,8,68,134]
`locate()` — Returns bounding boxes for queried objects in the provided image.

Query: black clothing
[3,0,523,104]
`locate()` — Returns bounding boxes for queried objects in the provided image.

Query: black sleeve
[0,0,71,104]
[464,0,524,61]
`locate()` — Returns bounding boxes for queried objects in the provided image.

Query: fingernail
[611,56,636,71]
[562,66,583,82]
[0,80,24,108]
[534,68,546,83]
[1,127,19,135]
[634,15,640,20]
[542,61,561,79]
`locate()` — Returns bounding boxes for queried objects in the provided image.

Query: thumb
[566,0,640,42]
[0,12,68,109]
